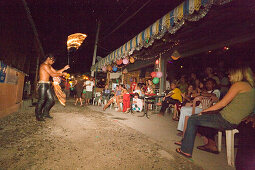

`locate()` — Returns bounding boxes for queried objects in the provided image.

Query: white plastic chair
[93,92,102,105]
[218,129,239,167]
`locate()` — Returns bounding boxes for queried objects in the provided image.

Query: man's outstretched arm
[44,65,67,77]
[51,65,70,73]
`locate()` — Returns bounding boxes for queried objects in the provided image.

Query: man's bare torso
[39,63,51,81]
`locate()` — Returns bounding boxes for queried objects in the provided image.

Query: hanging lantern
[112,66,118,72]
[123,58,129,65]
[171,50,181,60]
[156,72,163,78]
[102,66,107,72]
[116,59,123,65]
[151,72,157,78]
[152,77,160,84]
[107,65,112,72]
[122,68,128,74]
[130,57,135,63]
[155,59,159,65]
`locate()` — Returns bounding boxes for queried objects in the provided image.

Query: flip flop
[176,148,192,158]
[197,145,219,154]
[174,141,182,146]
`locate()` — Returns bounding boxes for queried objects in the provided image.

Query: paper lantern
[107,65,112,71]
[102,66,107,72]
[152,77,159,84]
[130,57,135,63]
[156,72,163,78]
[171,50,181,60]
[112,66,118,72]
[151,72,157,78]
[116,59,123,65]
[155,59,159,65]
[123,58,129,65]
[122,68,128,74]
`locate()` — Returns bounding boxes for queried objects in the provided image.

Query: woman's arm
[202,83,241,112]
[181,93,191,102]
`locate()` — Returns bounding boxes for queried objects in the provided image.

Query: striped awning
[91,0,232,71]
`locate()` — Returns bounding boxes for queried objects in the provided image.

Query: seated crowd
[84,64,254,169]
[169,65,254,170]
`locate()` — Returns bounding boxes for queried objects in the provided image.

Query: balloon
[112,66,118,72]
[102,66,107,72]
[152,77,159,84]
[130,57,135,63]
[156,72,163,78]
[107,65,112,71]
[116,59,123,65]
[151,72,157,78]
[123,58,129,65]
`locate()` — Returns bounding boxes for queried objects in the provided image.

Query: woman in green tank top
[176,66,254,158]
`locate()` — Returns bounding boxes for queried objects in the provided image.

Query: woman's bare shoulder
[232,81,253,92]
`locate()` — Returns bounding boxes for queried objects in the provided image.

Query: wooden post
[159,53,166,95]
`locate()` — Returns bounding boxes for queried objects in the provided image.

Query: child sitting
[159,80,182,116]
[132,93,143,112]
[122,88,130,113]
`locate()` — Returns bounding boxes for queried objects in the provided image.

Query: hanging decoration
[130,57,135,63]
[116,59,123,65]
[152,77,160,84]
[123,58,129,65]
[155,59,159,65]
[91,0,233,71]
[151,72,157,78]
[102,66,107,72]
[156,72,163,78]
[171,50,181,60]
[107,65,112,72]
[112,66,118,72]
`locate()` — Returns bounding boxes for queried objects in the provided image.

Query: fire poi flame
[67,33,87,50]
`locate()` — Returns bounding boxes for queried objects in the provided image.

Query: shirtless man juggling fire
[35,54,70,121]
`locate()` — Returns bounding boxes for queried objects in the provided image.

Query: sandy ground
[0,100,202,170]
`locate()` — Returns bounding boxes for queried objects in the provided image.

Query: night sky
[26,0,182,73]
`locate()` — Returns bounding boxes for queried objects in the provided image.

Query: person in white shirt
[132,93,143,112]
[84,77,94,105]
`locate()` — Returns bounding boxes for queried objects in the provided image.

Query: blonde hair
[229,66,254,87]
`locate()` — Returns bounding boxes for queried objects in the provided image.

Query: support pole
[67,50,70,65]
[21,0,44,96]
[91,20,101,77]
[159,53,166,95]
